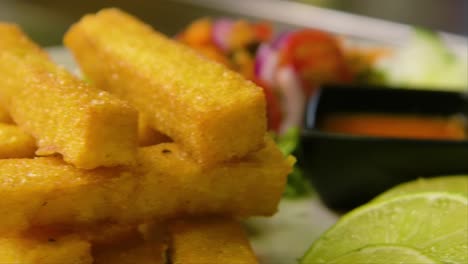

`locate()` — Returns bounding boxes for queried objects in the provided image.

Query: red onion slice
[254,43,271,76]
[272,31,293,49]
[276,65,306,134]
[212,19,234,51]
[254,43,280,86]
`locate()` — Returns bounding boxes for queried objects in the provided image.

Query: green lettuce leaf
[275,127,313,198]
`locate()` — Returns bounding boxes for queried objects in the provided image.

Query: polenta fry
[168,217,258,264]
[27,223,141,247]
[0,23,138,169]
[0,138,293,234]
[0,123,36,158]
[65,8,267,165]
[138,114,171,147]
[31,223,167,264]
[0,236,92,264]
[93,237,167,264]
[0,105,12,123]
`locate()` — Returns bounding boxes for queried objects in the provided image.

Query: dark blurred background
[0,0,467,46]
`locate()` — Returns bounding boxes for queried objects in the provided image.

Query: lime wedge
[301,192,468,264]
[328,245,440,264]
[373,176,468,202]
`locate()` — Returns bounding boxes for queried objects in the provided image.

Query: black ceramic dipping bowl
[300,84,468,210]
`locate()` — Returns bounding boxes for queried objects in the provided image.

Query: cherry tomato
[179,18,213,46]
[253,78,282,132]
[279,29,353,96]
[254,22,273,42]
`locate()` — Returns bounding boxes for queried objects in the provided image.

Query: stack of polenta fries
[0,8,294,263]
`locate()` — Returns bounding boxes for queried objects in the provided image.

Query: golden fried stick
[0,106,12,123]
[0,123,36,158]
[0,236,92,264]
[25,223,167,264]
[0,23,138,169]
[0,138,293,234]
[168,217,258,264]
[65,8,267,165]
[26,223,141,248]
[138,114,171,147]
[93,237,167,264]
[1,226,161,264]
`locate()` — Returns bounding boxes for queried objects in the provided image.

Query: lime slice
[301,192,468,264]
[374,176,468,202]
[328,245,440,264]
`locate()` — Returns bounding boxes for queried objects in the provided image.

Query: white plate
[47,47,339,264]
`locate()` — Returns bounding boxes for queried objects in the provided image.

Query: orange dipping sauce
[320,113,467,140]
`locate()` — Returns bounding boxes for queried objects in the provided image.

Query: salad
[176,18,467,197]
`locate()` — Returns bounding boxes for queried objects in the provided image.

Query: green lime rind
[301,192,468,264]
[373,176,468,202]
[328,244,440,264]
